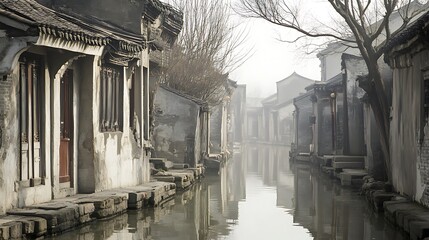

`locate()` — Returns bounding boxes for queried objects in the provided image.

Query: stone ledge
[1,181,178,238]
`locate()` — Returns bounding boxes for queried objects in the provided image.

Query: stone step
[332,161,364,169]
[150,158,171,170]
[146,182,176,206]
[295,155,311,162]
[172,163,190,169]
[0,181,178,238]
[7,203,81,234]
[384,200,421,226]
[339,169,368,186]
[332,155,365,163]
[0,215,47,239]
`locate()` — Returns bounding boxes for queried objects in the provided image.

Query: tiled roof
[0,0,144,51]
[0,0,108,46]
[383,10,429,56]
[160,85,209,109]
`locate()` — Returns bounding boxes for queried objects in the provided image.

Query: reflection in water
[50,144,405,240]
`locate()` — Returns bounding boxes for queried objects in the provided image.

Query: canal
[50,144,406,240]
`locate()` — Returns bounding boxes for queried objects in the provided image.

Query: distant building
[152,86,209,167]
[230,85,247,146]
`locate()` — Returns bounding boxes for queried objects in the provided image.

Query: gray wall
[48,0,144,34]
[152,87,201,166]
[210,105,222,153]
[295,94,313,153]
[342,55,367,156]
[316,97,333,156]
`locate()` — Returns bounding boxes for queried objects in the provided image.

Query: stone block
[150,158,169,170]
[18,219,34,235]
[384,200,417,225]
[404,212,429,233]
[152,175,175,183]
[128,201,143,210]
[332,162,364,169]
[93,206,115,219]
[114,201,127,214]
[0,225,9,239]
[410,221,429,240]
[78,214,93,224]
[372,191,396,212]
[22,217,47,237]
[1,222,22,239]
[332,155,365,162]
[396,208,427,231]
[128,192,145,204]
[92,198,114,210]
[172,163,189,169]
[78,203,95,216]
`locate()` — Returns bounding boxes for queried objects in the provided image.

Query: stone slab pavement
[0,181,176,239]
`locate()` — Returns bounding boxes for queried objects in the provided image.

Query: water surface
[51,144,406,240]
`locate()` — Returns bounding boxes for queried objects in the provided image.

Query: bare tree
[161,0,249,105]
[235,0,428,180]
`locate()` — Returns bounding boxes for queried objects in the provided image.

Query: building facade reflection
[50,144,406,240]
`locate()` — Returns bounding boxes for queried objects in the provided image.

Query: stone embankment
[361,176,429,240]
[0,163,204,239]
[296,153,429,240]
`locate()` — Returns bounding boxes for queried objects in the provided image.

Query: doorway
[59,69,73,183]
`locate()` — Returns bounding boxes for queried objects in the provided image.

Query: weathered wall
[210,105,222,153]
[294,93,313,153]
[77,56,147,193]
[231,85,246,143]
[334,92,345,155]
[277,103,295,145]
[94,67,146,192]
[152,87,200,166]
[50,0,144,34]
[0,71,20,214]
[342,55,367,156]
[0,47,57,214]
[77,56,96,193]
[315,97,333,156]
[194,110,203,166]
[363,102,386,179]
[389,48,428,203]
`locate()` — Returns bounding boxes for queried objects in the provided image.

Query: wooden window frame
[100,64,124,132]
[19,52,45,183]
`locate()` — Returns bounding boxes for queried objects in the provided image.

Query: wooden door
[59,70,73,183]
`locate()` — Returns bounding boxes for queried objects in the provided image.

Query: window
[19,53,44,182]
[100,65,123,132]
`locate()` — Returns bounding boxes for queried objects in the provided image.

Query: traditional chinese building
[0,0,182,214]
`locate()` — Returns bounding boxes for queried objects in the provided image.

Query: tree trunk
[358,66,391,182]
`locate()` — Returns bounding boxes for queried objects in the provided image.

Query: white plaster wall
[0,73,19,214]
[322,47,360,81]
[16,50,52,208]
[92,65,146,191]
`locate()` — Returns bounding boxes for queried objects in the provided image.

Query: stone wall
[294,93,313,153]
[152,87,201,166]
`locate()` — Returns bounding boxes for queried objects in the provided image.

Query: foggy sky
[229,1,335,98]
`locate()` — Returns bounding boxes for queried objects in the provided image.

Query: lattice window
[100,65,123,132]
[19,53,44,181]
